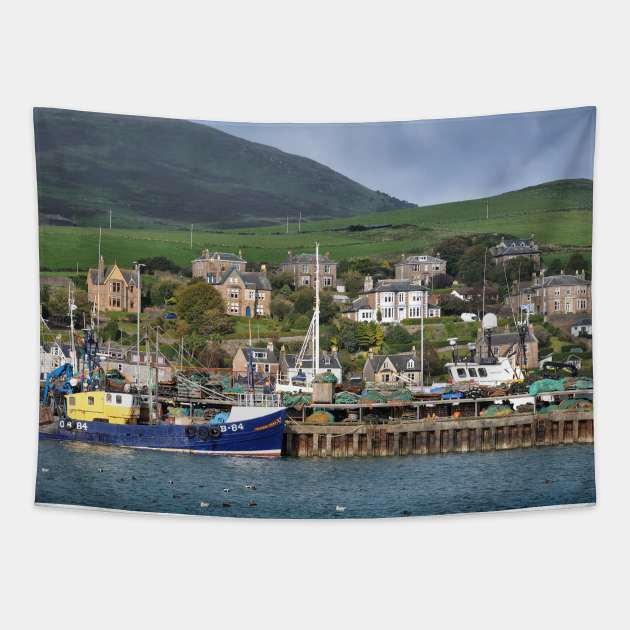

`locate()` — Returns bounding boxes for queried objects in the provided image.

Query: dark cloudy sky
[200,107,595,206]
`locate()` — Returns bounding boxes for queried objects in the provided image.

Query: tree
[336,320,359,353]
[458,244,487,286]
[567,253,589,274]
[138,256,181,275]
[270,271,295,291]
[150,279,180,306]
[384,325,413,352]
[101,319,120,341]
[176,281,225,330]
[293,287,314,314]
[271,297,292,320]
[319,293,338,324]
[439,294,467,316]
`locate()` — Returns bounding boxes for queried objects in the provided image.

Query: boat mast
[146,331,153,423]
[313,242,320,379]
[133,262,144,385]
[420,285,425,386]
[68,281,77,373]
[97,226,102,331]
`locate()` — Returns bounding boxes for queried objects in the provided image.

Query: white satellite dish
[482,313,498,330]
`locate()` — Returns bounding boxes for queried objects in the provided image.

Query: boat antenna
[68,281,77,373]
[314,242,320,379]
[97,226,102,331]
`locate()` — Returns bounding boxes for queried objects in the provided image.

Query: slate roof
[281,351,342,370]
[572,318,592,327]
[490,238,540,258]
[283,253,336,265]
[483,331,537,347]
[88,265,135,286]
[193,250,245,263]
[344,295,370,312]
[396,255,446,265]
[242,346,279,364]
[365,351,420,373]
[217,269,272,291]
[364,279,428,294]
[542,275,590,287]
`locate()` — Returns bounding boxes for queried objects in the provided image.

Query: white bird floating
[168,480,174,485]
[335,505,346,513]
[245,484,256,490]
[199,501,209,508]
[223,488,230,493]
[41,467,49,473]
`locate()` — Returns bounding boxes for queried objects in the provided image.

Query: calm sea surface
[35,441,596,519]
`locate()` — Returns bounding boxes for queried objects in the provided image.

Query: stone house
[87,257,138,312]
[394,254,447,285]
[342,276,439,323]
[571,318,592,338]
[40,341,79,380]
[509,271,591,318]
[209,267,272,317]
[476,326,539,370]
[279,251,337,289]
[232,342,280,383]
[192,250,246,282]
[363,349,422,385]
[278,347,343,386]
[489,236,541,267]
[99,342,173,385]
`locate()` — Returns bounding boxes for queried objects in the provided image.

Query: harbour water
[35,441,596,519]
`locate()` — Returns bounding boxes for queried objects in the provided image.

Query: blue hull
[39,408,286,457]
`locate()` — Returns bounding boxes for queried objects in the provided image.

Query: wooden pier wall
[282,411,594,457]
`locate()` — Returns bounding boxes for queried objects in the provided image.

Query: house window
[407,359,414,369]
[383,373,390,382]
[324,276,333,287]
[382,293,393,303]
[228,303,240,313]
[301,276,310,285]
[302,265,309,273]
[398,293,405,304]
[248,290,256,300]
[229,289,239,299]
[554,300,560,311]
[257,292,265,301]
[255,304,265,315]
[264,364,270,373]
[324,264,331,273]
[253,351,266,359]
[111,281,121,293]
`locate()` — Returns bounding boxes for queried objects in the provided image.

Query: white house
[571,318,592,338]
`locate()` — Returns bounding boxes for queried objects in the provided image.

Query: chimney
[364,275,373,292]
[411,345,416,353]
[560,269,564,275]
[260,264,267,274]
[368,349,374,360]
[266,340,274,353]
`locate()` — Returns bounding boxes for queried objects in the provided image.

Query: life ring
[185,425,197,439]
[209,426,221,439]
[197,426,210,441]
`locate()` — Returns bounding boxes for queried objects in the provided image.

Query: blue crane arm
[41,363,74,405]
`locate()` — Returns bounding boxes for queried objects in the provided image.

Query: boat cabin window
[106,393,112,402]
[468,368,478,377]
[456,368,466,377]
[68,397,75,406]
[116,395,122,404]
[478,368,488,377]
[88,396,95,406]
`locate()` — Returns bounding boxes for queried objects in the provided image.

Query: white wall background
[1,1,628,628]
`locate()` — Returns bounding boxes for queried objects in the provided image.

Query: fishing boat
[40,396,286,457]
[39,270,286,457]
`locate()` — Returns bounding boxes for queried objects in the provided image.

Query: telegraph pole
[190,224,193,249]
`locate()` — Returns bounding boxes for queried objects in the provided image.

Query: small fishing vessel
[40,400,286,457]
[39,279,286,457]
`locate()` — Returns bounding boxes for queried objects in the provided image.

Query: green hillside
[34,108,413,228]
[39,179,592,271]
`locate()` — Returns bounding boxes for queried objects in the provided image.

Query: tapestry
[34,107,595,518]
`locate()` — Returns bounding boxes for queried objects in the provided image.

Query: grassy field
[39,179,592,271]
